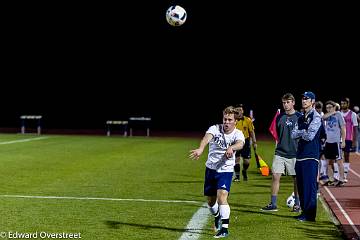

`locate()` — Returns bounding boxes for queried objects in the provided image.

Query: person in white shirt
[189,106,245,238]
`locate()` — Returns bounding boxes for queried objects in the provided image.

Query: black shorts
[324,142,341,160]
[235,138,251,159]
[343,140,353,153]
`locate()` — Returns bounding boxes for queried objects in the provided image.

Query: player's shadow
[104,220,212,236]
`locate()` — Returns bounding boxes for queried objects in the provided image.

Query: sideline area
[321,153,360,240]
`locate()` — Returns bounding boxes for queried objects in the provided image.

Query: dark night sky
[2,1,359,133]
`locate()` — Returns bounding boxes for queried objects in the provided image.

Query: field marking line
[324,186,360,238]
[350,168,360,179]
[179,203,209,240]
[0,194,202,204]
[0,137,49,145]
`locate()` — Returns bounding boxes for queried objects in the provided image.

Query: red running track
[321,152,360,240]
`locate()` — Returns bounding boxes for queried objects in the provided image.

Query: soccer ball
[286,192,295,208]
[166,5,187,26]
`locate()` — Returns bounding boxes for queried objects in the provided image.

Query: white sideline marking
[0,194,201,204]
[324,187,360,238]
[179,203,209,240]
[0,137,49,145]
[350,168,360,179]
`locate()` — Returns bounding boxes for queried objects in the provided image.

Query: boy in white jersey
[322,101,346,187]
[189,106,245,238]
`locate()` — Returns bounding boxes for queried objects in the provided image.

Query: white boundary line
[319,195,340,226]
[323,187,360,238]
[350,168,360,179]
[0,137,49,145]
[0,194,201,204]
[179,203,209,240]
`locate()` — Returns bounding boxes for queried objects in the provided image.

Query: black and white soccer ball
[286,192,295,208]
[166,5,187,26]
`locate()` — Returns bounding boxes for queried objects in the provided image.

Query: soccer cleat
[291,205,301,213]
[232,177,240,182]
[319,175,328,181]
[214,214,222,232]
[242,170,248,181]
[214,228,229,238]
[297,215,307,222]
[322,180,334,186]
[335,181,345,187]
[343,178,348,183]
[296,215,315,222]
[261,203,278,212]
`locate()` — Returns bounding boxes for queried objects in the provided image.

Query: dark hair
[234,103,244,109]
[325,100,336,107]
[315,101,323,109]
[341,97,350,105]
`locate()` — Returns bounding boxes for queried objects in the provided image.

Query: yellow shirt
[236,116,254,139]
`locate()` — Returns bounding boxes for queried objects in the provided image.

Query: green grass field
[0,134,343,239]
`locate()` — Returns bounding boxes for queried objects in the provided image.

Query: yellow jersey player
[233,104,257,181]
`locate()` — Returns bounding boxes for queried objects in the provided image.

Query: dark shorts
[343,140,353,153]
[204,167,233,196]
[235,138,251,159]
[324,142,341,160]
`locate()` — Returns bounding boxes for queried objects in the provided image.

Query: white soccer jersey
[205,124,245,172]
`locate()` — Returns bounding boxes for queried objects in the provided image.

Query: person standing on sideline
[261,93,302,212]
[340,98,358,182]
[353,106,360,152]
[189,106,245,238]
[291,91,322,222]
[315,101,324,117]
[233,104,257,182]
[322,101,346,187]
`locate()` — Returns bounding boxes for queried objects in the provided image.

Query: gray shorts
[272,155,296,175]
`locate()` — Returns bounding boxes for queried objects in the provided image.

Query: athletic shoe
[261,203,278,211]
[344,178,348,183]
[297,215,307,222]
[335,181,345,187]
[323,180,334,186]
[214,228,229,238]
[319,175,328,181]
[296,215,315,222]
[233,177,240,182]
[242,170,248,181]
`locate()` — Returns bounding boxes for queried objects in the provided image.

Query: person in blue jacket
[291,91,322,222]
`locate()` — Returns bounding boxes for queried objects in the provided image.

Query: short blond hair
[223,106,239,119]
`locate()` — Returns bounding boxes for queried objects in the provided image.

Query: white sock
[344,163,350,179]
[219,204,230,228]
[208,202,219,216]
[320,160,328,176]
[333,162,339,181]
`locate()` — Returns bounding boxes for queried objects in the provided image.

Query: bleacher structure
[20,115,42,135]
[106,117,151,137]
[106,120,128,136]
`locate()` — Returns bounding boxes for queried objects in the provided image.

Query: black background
[2,1,359,133]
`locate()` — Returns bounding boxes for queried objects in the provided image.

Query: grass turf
[0,134,343,239]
